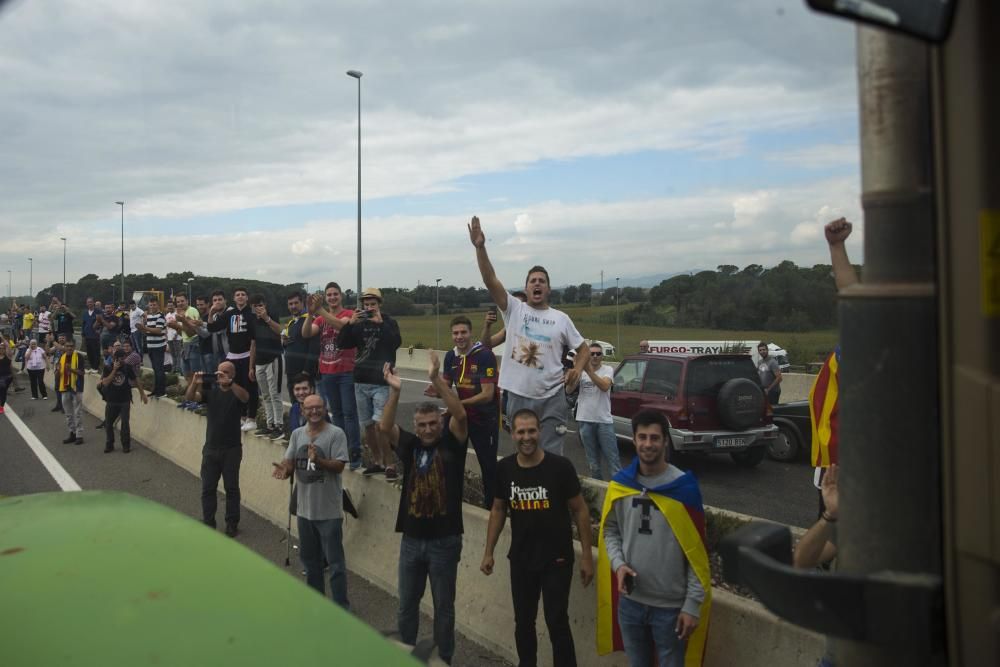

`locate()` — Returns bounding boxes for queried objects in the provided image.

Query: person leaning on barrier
[481,407,594,667]
[380,352,468,665]
[186,361,248,537]
[272,393,351,608]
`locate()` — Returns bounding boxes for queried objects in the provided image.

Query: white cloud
[766,143,860,169]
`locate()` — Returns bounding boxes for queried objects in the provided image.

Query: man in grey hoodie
[602,409,707,667]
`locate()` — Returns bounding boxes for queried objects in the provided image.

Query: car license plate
[716,437,746,449]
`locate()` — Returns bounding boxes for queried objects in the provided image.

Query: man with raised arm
[468,215,589,455]
[380,352,468,665]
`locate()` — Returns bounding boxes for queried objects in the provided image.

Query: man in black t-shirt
[99,348,148,453]
[481,409,594,667]
[379,352,468,665]
[185,361,249,536]
[206,287,258,432]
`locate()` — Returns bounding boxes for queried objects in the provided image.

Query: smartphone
[488,305,498,317]
[200,372,216,388]
[624,573,635,594]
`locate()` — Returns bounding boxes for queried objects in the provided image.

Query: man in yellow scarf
[58,338,86,445]
[597,409,711,667]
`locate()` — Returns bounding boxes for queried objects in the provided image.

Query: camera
[357,310,374,320]
[113,349,126,361]
[200,372,217,388]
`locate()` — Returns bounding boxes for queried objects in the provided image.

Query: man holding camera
[336,288,402,478]
[185,362,249,536]
[100,347,148,453]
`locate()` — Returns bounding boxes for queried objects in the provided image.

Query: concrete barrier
[76,383,823,667]
[777,373,815,403]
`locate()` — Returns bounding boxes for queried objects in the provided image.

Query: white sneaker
[240,419,256,432]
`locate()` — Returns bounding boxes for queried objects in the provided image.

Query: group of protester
[0,216,739,667]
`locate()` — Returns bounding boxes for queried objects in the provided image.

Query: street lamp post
[435,278,442,350]
[28,257,32,304]
[116,201,125,304]
[346,69,363,310]
[60,237,67,303]
[615,277,621,358]
[6,270,11,299]
[186,277,194,303]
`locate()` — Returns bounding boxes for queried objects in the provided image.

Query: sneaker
[176,401,190,409]
[30,397,38,400]
[122,445,131,453]
[43,395,49,400]
[268,427,286,441]
[104,445,114,453]
[349,451,363,471]
[62,433,76,444]
[75,436,84,445]
[95,421,105,429]
[241,420,256,432]
[342,489,359,519]
[362,464,385,476]
[384,466,398,481]
[224,524,239,538]
[255,425,271,436]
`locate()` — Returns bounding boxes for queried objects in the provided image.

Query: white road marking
[5,406,83,492]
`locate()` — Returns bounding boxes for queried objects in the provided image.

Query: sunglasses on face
[591,351,603,357]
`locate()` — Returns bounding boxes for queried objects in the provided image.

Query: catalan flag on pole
[809,346,840,467]
[596,459,712,664]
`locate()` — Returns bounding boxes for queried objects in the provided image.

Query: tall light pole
[346,69,363,309]
[435,278,442,350]
[116,201,125,304]
[186,277,194,303]
[60,237,67,303]
[615,277,621,358]
[6,270,11,299]
[28,257,32,303]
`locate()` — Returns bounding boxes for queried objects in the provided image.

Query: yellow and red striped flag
[809,347,840,467]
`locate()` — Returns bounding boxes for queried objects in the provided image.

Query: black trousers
[200,446,242,528]
[84,337,101,370]
[28,369,48,398]
[509,559,576,667]
[104,402,131,448]
[229,356,258,420]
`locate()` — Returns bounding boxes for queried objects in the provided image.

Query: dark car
[610,353,778,467]
[768,399,812,462]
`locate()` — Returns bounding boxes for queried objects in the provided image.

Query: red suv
[610,353,777,467]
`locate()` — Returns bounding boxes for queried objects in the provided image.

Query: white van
[639,340,790,371]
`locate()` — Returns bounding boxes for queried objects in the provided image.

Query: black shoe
[362,464,385,476]
[224,524,239,538]
[62,433,76,444]
[52,405,63,413]
[104,445,114,453]
[342,489,359,519]
[95,421,105,429]
[122,445,131,454]
[384,466,398,481]
[75,436,84,445]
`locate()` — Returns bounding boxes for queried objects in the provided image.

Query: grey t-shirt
[285,424,349,521]
[603,465,706,616]
[758,356,780,387]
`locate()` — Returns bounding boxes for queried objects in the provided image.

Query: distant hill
[558,270,701,291]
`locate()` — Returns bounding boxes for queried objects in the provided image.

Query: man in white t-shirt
[469,215,589,454]
[567,342,621,480]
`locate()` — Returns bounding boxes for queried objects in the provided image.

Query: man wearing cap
[336,288,402,479]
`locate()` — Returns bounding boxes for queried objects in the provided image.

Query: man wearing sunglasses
[566,342,621,480]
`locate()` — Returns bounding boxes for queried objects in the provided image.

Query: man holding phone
[186,361,249,536]
[597,409,710,667]
[100,347,148,453]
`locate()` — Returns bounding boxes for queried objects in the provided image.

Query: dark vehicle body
[768,399,812,462]
[610,353,778,467]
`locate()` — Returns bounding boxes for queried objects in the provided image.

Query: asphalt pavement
[0,376,511,667]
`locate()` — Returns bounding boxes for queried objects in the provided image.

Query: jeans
[62,391,84,433]
[105,402,131,449]
[320,372,362,460]
[617,597,685,667]
[510,559,576,667]
[577,421,622,481]
[354,382,389,426]
[255,357,284,427]
[200,352,216,375]
[147,346,166,396]
[469,420,499,508]
[180,341,202,376]
[298,516,349,609]
[28,369,48,398]
[200,446,242,528]
[398,534,463,663]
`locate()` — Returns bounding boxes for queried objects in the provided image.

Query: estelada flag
[596,458,712,665]
[809,346,841,467]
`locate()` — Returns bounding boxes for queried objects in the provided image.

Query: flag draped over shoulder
[596,458,712,665]
[809,346,840,467]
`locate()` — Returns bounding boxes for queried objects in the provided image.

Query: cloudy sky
[1,0,862,298]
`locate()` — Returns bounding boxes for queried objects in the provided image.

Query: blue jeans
[577,422,622,481]
[200,352,216,375]
[617,597,685,667]
[320,372,362,461]
[297,516,349,609]
[398,534,462,663]
[181,341,202,375]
